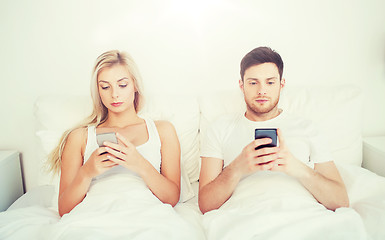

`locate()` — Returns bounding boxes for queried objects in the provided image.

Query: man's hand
[231,138,279,178]
[270,128,308,178]
[199,137,279,213]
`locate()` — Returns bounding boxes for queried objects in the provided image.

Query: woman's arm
[58,128,89,216]
[104,121,181,206]
[58,128,117,216]
[150,120,181,206]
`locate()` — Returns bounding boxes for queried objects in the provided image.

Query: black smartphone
[96,132,118,147]
[254,128,277,150]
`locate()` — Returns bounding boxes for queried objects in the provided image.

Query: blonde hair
[47,50,144,174]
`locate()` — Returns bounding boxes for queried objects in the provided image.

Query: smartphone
[96,132,118,147]
[254,128,277,150]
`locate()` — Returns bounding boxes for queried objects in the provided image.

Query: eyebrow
[246,77,278,81]
[98,77,129,83]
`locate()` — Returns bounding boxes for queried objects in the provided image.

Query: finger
[116,132,135,148]
[97,147,108,156]
[104,155,123,165]
[102,159,118,167]
[270,164,284,172]
[255,153,278,164]
[103,142,124,153]
[252,138,273,150]
[276,128,286,148]
[105,147,126,160]
[255,160,276,171]
[270,158,286,170]
[255,146,280,157]
[96,151,110,161]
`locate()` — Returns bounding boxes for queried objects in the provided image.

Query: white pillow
[35,95,92,131]
[139,93,201,183]
[139,93,201,201]
[279,85,363,165]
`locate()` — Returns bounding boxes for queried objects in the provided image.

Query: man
[199,47,349,214]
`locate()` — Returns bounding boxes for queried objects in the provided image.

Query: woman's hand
[81,147,118,179]
[102,132,148,174]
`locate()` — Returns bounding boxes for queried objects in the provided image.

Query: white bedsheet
[1,164,385,240]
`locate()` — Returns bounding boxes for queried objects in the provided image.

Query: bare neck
[101,109,142,128]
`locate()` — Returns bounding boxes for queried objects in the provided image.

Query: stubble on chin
[244,97,280,117]
[246,100,273,114]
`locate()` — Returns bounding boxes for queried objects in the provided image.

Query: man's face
[240,62,285,117]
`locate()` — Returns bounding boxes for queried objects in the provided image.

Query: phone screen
[96,132,118,147]
[254,128,277,150]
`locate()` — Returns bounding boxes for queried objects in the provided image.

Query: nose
[111,86,119,99]
[257,84,267,95]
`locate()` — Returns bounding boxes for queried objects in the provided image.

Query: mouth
[255,98,269,104]
[111,102,123,107]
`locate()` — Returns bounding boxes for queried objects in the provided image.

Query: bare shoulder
[63,127,88,157]
[60,127,88,186]
[154,120,178,143]
[67,127,88,143]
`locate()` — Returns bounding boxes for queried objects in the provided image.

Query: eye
[100,85,110,90]
[249,81,257,85]
[268,81,275,85]
[119,84,127,88]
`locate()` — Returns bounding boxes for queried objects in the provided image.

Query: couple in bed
[47,47,364,239]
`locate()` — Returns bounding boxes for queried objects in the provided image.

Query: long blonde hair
[47,50,144,174]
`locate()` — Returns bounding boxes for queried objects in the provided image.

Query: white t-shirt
[201,110,333,169]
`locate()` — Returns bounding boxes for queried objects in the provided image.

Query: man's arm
[271,129,349,210]
[198,157,239,214]
[199,139,278,214]
[297,161,349,210]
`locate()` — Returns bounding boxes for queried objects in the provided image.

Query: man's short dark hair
[240,47,284,80]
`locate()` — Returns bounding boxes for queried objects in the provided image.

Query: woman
[49,50,180,216]
[42,50,199,239]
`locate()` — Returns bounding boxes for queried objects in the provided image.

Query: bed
[1,84,385,239]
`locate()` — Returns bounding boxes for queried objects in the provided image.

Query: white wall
[1,0,385,191]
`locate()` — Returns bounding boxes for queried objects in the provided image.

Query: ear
[280,78,286,89]
[239,79,244,92]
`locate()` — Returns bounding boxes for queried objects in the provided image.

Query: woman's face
[97,64,136,113]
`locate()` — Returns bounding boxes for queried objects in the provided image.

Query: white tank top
[83,118,162,182]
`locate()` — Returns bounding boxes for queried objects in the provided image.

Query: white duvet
[0,174,203,240]
[202,163,385,240]
[1,164,385,240]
